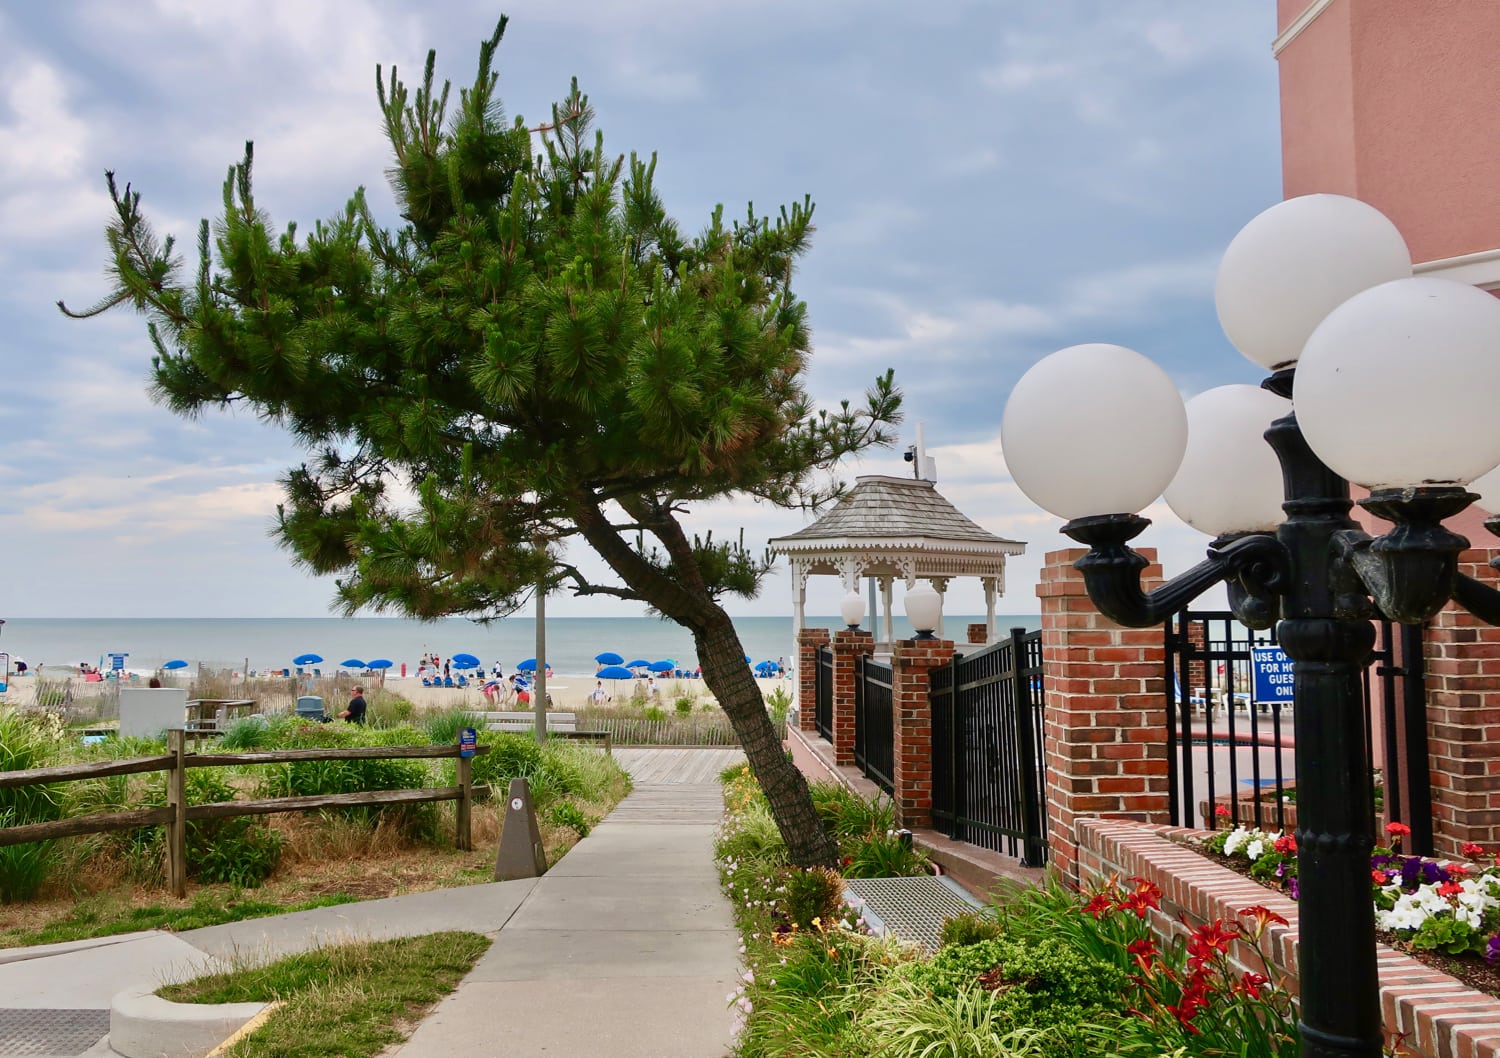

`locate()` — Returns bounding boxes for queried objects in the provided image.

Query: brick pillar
[1424,547,1500,857]
[966,623,988,646]
[796,628,830,733]
[830,629,874,766]
[1038,547,1171,880]
[891,637,957,830]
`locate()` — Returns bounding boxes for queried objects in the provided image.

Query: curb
[110,983,268,1058]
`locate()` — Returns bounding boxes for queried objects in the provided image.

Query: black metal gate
[814,645,833,742]
[854,655,894,793]
[1165,611,1429,850]
[930,628,1047,865]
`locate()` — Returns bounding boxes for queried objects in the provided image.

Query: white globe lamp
[1215,194,1411,371]
[1164,385,1291,536]
[1001,344,1188,521]
[1295,277,1500,489]
[903,583,942,641]
[839,591,865,630]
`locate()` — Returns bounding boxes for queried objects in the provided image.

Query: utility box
[295,695,325,720]
[120,688,189,739]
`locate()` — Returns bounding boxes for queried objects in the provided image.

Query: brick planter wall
[1426,548,1500,858]
[830,629,874,768]
[891,638,957,830]
[1037,547,1171,876]
[796,627,830,733]
[1079,818,1500,1058]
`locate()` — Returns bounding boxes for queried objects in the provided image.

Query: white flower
[1246,839,1264,861]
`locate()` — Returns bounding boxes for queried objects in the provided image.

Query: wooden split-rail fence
[0,731,490,897]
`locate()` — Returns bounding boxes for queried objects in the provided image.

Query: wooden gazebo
[769,475,1025,650]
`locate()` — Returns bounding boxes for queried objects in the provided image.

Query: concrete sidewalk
[0,752,741,1058]
[391,782,740,1058]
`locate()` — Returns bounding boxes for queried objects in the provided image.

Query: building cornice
[1413,247,1500,291]
[1272,0,1335,58]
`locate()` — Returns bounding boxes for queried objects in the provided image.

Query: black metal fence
[1165,611,1427,848]
[815,645,833,742]
[929,628,1047,865]
[854,655,894,793]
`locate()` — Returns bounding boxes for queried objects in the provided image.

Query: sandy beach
[0,671,795,716]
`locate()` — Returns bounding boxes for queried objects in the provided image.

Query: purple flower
[1399,857,1423,890]
[1288,877,1300,901]
[1370,854,1396,870]
[1487,935,1500,964]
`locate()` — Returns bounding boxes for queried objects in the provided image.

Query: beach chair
[1173,676,1209,716]
[456,675,468,687]
[444,676,455,688]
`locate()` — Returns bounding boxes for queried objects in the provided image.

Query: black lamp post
[1001,194,1500,1058]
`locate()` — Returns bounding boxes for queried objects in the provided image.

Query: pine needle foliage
[61,18,901,868]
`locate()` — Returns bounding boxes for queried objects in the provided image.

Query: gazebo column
[931,577,951,639]
[790,560,808,708]
[880,576,895,648]
[983,576,998,645]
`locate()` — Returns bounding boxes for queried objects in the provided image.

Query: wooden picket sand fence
[0,730,491,897]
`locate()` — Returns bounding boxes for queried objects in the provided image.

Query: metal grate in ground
[844,876,982,952]
[0,1009,110,1056]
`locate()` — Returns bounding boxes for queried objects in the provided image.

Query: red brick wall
[967,623,988,645]
[796,627,830,733]
[830,629,874,767]
[1038,547,1171,878]
[1424,548,1500,857]
[891,638,957,829]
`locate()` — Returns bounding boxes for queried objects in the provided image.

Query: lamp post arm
[1061,514,1288,628]
[1451,571,1500,626]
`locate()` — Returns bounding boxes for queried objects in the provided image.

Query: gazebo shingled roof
[769,475,1025,652]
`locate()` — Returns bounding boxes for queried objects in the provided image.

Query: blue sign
[459,727,478,758]
[109,653,128,672]
[1251,646,1294,705]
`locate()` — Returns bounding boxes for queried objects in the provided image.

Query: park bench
[467,711,612,754]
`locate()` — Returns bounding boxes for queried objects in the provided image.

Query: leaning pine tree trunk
[696,608,839,869]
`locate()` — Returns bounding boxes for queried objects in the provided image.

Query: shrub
[256,723,436,839]
[781,866,846,930]
[675,697,693,716]
[765,685,793,725]
[219,717,271,750]
[856,976,1053,1058]
[715,799,787,871]
[892,935,1129,1057]
[642,705,666,722]
[0,710,64,901]
[939,911,1004,948]
[423,706,479,747]
[546,802,590,839]
[810,781,894,841]
[841,831,930,879]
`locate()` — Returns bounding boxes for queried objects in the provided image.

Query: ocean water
[0,614,1042,678]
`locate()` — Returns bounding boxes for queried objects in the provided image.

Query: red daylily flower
[1236,971,1268,999]
[1238,905,1289,934]
[1083,893,1113,919]
[1188,919,1240,968]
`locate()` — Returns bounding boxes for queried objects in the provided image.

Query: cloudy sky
[1,1,1283,619]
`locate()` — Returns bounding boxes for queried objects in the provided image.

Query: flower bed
[1204,819,1500,997]
[718,765,1300,1056]
[1078,816,1500,1058]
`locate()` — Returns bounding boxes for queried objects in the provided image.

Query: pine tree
[60,18,901,868]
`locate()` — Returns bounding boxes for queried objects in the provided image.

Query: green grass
[0,891,357,948]
[159,931,491,1058]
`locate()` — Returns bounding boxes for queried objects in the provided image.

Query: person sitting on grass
[339,685,367,724]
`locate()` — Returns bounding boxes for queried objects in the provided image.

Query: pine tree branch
[556,564,640,601]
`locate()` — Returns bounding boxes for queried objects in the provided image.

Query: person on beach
[589,680,609,705]
[340,686,367,724]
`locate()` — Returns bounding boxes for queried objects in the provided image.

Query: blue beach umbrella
[340,659,366,669]
[626,659,651,670]
[162,659,189,670]
[596,665,635,680]
[367,659,393,670]
[451,653,482,669]
[293,653,323,666]
[594,651,624,665]
[516,658,538,672]
[648,659,675,673]
[744,655,751,664]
